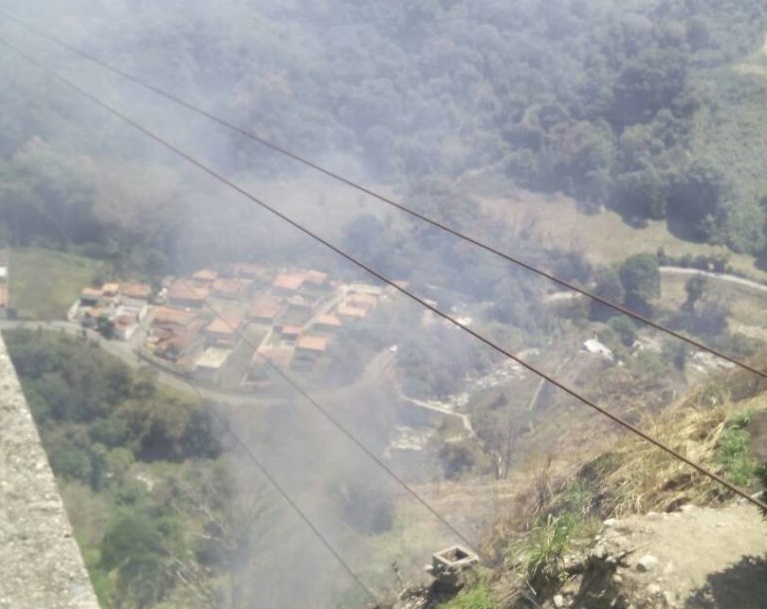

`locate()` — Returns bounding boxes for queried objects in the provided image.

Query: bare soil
[584,502,767,609]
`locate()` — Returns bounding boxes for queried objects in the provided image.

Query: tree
[619,253,660,312]
[590,266,625,320]
[683,275,707,313]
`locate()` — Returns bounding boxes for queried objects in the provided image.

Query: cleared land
[479,191,767,283]
[9,248,104,321]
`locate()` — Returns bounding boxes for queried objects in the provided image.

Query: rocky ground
[549,501,767,609]
[387,500,767,609]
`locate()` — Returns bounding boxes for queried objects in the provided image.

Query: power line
[177,357,378,603]
[4,10,766,381]
[4,36,765,516]
[174,278,477,551]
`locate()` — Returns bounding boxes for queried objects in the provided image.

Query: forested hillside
[1,0,767,272]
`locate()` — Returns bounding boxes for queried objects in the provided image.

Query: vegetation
[715,409,758,487]
[8,247,104,320]
[3,329,239,609]
[1,0,767,277]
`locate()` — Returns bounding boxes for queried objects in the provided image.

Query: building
[152,306,198,328]
[347,291,378,311]
[120,282,152,301]
[194,347,232,383]
[252,346,293,374]
[204,314,244,348]
[167,280,208,309]
[192,269,219,284]
[293,335,329,370]
[79,287,103,307]
[313,314,342,333]
[336,302,368,319]
[272,272,306,296]
[211,277,251,300]
[279,325,302,345]
[102,283,120,298]
[249,296,283,325]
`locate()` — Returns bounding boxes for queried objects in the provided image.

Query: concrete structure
[427,546,479,577]
[194,347,232,383]
[0,333,100,608]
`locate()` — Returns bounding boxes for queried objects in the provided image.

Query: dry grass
[478,191,767,282]
[593,406,732,516]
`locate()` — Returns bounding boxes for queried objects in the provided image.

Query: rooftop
[315,314,342,327]
[304,270,328,285]
[281,325,303,336]
[168,280,208,302]
[255,347,293,370]
[192,269,219,282]
[337,303,367,318]
[273,273,305,292]
[250,296,283,319]
[297,335,329,352]
[120,282,152,300]
[206,315,243,336]
[152,306,197,327]
[212,277,251,297]
[195,347,232,370]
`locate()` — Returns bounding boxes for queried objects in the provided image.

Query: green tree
[590,266,625,320]
[619,253,660,312]
[683,275,707,313]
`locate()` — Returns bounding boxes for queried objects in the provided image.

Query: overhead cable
[174,278,477,551]
[4,10,766,381]
[4,37,765,514]
[177,360,378,602]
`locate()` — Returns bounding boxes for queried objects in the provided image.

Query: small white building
[194,347,232,384]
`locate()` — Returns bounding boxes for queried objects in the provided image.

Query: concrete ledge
[0,332,100,609]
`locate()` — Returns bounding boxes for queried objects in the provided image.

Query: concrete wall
[0,333,100,609]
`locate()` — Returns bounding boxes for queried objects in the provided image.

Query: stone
[0,334,100,609]
[553,594,565,608]
[636,554,660,572]
[603,518,617,527]
[647,584,661,595]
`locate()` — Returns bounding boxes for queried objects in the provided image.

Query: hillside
[383,363,767,609]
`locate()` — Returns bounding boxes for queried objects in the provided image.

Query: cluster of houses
[0,248,8,319]
[69,281,152,340]
[142,264,383,386]
[69,262,385,386]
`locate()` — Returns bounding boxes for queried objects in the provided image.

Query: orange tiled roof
[273,273,305,291]
[297,335,328,352]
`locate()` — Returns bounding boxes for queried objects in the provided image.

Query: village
[67,263,386,389]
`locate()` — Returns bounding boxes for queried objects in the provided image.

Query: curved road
[0,320,268,406]
[658,266,767,294]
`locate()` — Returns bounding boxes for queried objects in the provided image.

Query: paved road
[0,320,267,406]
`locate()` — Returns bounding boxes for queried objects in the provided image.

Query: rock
[647,584,661,595]
[553,594,565,608]
[636,554,659,572]
[663,591,676,606]
[591,544,608,560]
[680,504,697,513]
[612,574,623,584]
[603,518,618,527]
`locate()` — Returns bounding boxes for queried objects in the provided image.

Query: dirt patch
[564,502,767,609]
